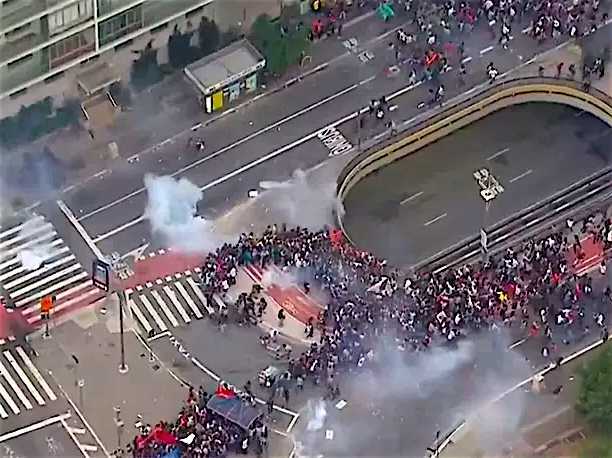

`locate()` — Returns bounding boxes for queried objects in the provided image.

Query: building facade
[0,0,280,118]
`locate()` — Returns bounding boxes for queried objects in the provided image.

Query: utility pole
[117,289,128,374]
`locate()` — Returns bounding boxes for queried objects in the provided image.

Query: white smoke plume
[261,267,297,289]
[17,217,55,270]
[143,174,230,253]
[259,169,344,231]
[293,332,531,457]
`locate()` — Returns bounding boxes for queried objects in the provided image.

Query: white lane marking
[0,239,64,273]
[0,216,45,241]
[56,200,105,260]
[79,82,363,222]
[163,286,191,324]
[186,277,214,315]
[0,357,33,409]
[138,294,168,332]
[126,289,153,335]
[508,337,528,350]
[15,271,88,308]
[150,289,179,327]
[480,45,494,55]
[0,413,71,442]
[10,263,82,301]
[487,147,510,161]
[3,254,76,290]
[0,246,70,283]
[509,169,533,183]
[3,350,45,406]
[0,231,56,263]
[60,417,91,458]
[15,346,57,401]
[0,396,7,418]
[424,213,448,226]
[0,375,20,414]
[175,281,204,319]
[461,56,473,64]
[400,191,424,205]
[359,75,376,85]
[0,222,52,251]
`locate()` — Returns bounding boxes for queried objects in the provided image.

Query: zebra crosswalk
[0,215,104,327]
[0,338,57,420]
[126,268,215,336]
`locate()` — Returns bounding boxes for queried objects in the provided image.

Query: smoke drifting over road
[17,217,55,270]
[294,332,531,457]
[143,174,231,253]
[259,169,344,231]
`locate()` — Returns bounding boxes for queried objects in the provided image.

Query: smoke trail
[143,174,230,253]
[259,169,344,231]
[17,217,55,270]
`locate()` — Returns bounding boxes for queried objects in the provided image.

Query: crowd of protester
[130,1,611,455]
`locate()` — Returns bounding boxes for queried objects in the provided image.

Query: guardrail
[335,76,612,248]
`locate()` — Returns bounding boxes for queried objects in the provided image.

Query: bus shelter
[184,39,265,114]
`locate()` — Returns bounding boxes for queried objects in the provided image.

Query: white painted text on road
[317,127,353,156]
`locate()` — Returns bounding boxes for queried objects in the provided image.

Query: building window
[48,0,92,36]
[48,31,93,68]
[98,5,142,46]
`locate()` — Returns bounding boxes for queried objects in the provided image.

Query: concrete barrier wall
[336,78,612,225]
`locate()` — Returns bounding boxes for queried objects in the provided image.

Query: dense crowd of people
[130,0,611,455]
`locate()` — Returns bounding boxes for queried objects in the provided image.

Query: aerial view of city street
[0,0,611,457]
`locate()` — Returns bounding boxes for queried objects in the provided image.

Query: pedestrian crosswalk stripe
[0,231,56,262]
[186,277,214,315]
[0,396,7,418]
[0,246,70,283]
[175,281,204,319]
[0,359,33,409]
[3,255,77,290]
[150,290,179,327]
[3,351,45,406]
[138,294,168,332]
[15,271,88,308]
[10,263,82,301]
[0,377,20,414]
[0,239,64,273]
[162,286,191,323]
[23,281,91,316]
[0,215,44,241]
[15,347,57,401]
[0,222,53,252]
[126,290,153,335]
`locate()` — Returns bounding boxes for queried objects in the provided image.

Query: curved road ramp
[335,76,612,269]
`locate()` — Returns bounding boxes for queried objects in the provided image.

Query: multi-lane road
[342,102,611,266]
[52,22,611,263]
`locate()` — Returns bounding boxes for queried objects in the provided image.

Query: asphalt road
[1,422,82,458]
[51,21,612,260]
[342,102,611,266]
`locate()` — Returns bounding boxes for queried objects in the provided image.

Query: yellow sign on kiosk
[212,91,224,111]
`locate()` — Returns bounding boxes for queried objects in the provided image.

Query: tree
[198,17,220,57]
[576,346,612,434]
[249,14,309,76]
[168,25,196,69]
[130,41,163,91]
[579,435,612,458]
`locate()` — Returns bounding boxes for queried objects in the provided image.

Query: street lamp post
[473,168,504,262]
[117,289,128,374]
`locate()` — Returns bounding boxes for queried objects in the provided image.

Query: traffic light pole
[117,289,128,374]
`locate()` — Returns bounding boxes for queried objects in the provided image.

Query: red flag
[215,384,236,399]
[151,427,177,446]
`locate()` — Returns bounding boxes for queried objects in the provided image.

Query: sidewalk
[32,318,186,453]
[3,10,406,209]
[229,267,321,345]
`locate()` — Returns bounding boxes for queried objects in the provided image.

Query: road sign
[92,259,111,291]
[480,228,488,254]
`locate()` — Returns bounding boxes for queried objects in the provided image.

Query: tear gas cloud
[143,174,233,253]
[259,169,344,231]
[294,331,532,457]
[17,217,55,270]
